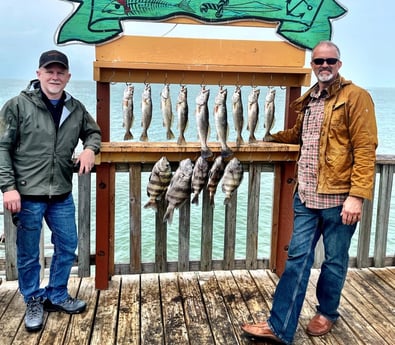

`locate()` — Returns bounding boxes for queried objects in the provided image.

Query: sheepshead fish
[247,87,260,143]
[214,87,232,158]
[163,158,193,224]
[206,155,225,206]
[232,86,244,146]
[221,157,243,205]
[191,156,209,205]
[122,84,134,140]
[195,86,212,159]
[264,87,276,140]
[176,85,188,145]
[160,84,175,140]
[140,83,152,141]
[144,157,173,211]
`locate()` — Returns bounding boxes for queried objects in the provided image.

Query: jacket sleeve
[0,98,18,192]
[270,111,304,144]
[347,87,378,200]
[80,105,101,154]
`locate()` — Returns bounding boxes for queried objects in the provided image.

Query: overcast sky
[0,1,393,87]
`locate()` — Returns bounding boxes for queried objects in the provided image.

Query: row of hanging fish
[144,155,244,224]
[122,83,276,157]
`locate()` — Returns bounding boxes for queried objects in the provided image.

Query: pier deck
[0,267,394,345]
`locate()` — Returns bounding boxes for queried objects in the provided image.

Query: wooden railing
[1,153,394,282]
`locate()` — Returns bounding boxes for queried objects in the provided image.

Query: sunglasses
[312,58,339,65]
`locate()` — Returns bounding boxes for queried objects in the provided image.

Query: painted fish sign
[57,0,347,50]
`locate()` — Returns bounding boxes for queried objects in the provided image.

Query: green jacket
[272,75,378,200]
[0,80,101,196]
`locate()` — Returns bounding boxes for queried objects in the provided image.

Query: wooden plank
[140,273,164,345]
[159,273,189,344]
[177,272,214,345]
[155,198,168,273]
[198,271,239,345]
[78,173,92,277]
[214,270,253,344]
[246,164,261,269]
[374,164,394,267]
[200,188,214,271]
[178,198,191,272]
[129,164,142,273]
[223,192,237,270]
[90,276,120,345]
[63,277,97,345]
[117,275,140,345]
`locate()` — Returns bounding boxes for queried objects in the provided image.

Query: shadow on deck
[0,267,394,345]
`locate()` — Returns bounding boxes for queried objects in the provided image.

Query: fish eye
[114,4,120,9]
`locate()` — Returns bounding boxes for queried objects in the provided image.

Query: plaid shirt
[297,88,347,209]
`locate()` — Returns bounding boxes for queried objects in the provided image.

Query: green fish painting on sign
[56,0,347,50]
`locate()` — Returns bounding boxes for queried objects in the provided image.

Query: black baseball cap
[39,50,69,69]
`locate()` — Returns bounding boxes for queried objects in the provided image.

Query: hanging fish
[160,83,175,140]
[191,156,209,205]
[221,157,243,205]
[144,157,173,212]
[232,86,244,146]
[176,85,189,145]
[122,84,134,140]
[247,87,260,143]
[163,158,193,224]
[264,87,276,140]
[195,86,212,159]
[214,86,232,158]
[206,155,225,207]
[140,83,152,141]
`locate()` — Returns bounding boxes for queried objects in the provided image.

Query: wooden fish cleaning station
[93,22,311,290]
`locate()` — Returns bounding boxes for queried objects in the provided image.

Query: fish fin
[179,0,193,12]
[124,131,133,140]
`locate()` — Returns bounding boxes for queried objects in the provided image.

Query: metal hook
[251,74,256,88]
[107,70,115,84]
[179,72,185,86]
[200,73,206,87]
[144,71,150,85]
[218,72,224,88]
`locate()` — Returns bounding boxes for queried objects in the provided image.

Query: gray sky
[0,1,393,87]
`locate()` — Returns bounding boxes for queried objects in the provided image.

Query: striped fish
[163,158,193,224]
[144,156,172,211]
[191,156,209,205]
[221,157,243,205]
[206,155,225,206]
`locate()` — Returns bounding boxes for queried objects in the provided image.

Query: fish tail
[177,134,186,145]
[143,200,158,212]
[163,206,174,224]
[249,134,256,143]
[224,196,231,205]
[179,0,194,12]
[191,193,199,205]
[167,129,175,140]
[124,131,133,140]
[201,148,213,159]
[236,134,244,146]
[140,130,148,141]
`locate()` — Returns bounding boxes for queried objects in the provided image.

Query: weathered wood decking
[0,267,394,345]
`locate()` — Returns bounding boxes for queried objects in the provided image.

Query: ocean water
[0,79,394,263]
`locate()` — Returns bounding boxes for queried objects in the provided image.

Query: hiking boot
[25,297,44,332]
[44,296,87,314]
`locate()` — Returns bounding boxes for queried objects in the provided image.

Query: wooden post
[270,86,301,276]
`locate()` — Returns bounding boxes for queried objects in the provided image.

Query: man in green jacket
[0,50,101,332]
[242,41,378,344]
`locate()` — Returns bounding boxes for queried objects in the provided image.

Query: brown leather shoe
[242,321,285,343]
[306,314,334,336]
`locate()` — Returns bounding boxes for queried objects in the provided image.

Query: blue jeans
[16,193,78,304]
[267,193,356,344]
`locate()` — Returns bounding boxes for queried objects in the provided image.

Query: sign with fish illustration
[57,0,347,50]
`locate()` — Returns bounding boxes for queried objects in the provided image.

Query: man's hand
[3,190,21,213]
[75,148,96,176]
[340,196,363,225]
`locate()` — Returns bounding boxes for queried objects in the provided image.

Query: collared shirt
[297,88,348,209]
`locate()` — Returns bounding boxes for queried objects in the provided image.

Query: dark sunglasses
[312,58,339,65]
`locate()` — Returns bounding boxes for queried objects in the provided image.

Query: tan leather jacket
[272,75,378,200]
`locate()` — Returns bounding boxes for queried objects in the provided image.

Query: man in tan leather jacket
[242,41,378,344]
